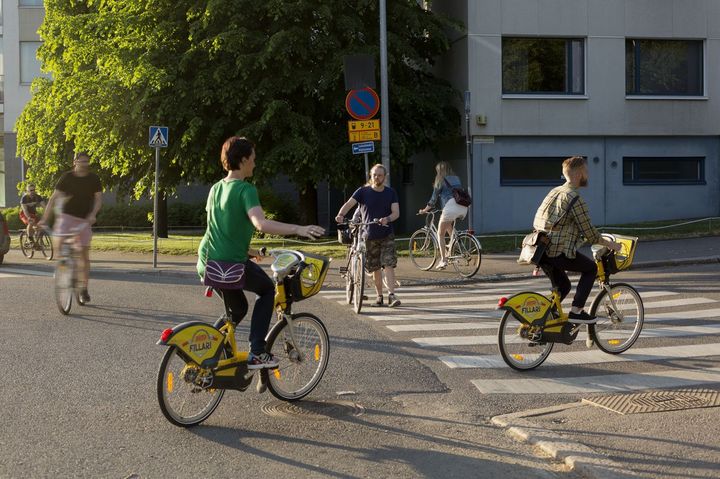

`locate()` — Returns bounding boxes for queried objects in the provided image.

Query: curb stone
[492,403,639,479]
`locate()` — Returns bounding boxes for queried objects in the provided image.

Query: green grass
[91,216,719,259]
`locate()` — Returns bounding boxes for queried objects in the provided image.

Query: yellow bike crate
[594,233,638,273]
[289,252,331,301]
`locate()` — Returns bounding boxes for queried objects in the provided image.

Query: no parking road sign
[345,87,380,121]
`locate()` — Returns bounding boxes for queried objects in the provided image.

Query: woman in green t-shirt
[197,136,325,369]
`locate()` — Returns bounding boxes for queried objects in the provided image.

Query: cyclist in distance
[197,136,325,370]
[418,161,469,270]
[335,163,401,307]
[19,183,46,242]
[40,152,102,303]
[533,156,621,323]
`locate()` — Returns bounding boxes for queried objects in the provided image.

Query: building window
[500,157,569,186]
[502,37,585,95]
[19,0,44,6]
[20,41,48,84]
[626,39,703,96]
[623,157,705,185]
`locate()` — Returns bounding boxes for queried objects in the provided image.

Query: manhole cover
[261,400,364,420]
[583,389,720,415]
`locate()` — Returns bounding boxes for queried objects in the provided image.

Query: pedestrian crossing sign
[149,126,169,148]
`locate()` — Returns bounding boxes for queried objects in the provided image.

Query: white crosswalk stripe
[321,279,720,394]
[0,268,52,277]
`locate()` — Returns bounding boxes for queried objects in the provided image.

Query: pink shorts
[55,214,92,247]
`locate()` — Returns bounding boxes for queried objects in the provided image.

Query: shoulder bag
[517,195,579,266]
[444,178,472,207]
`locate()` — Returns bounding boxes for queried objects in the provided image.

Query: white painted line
[388,322,498,332]
[638,297,716,309]
[0,272,23,279]
[320,282,544,300]
[648,309,720,321]
[0,267,53,277]
[471,367,720,394]
[412,324,720,347]
[368,312,502,322]
[440,342,720,369]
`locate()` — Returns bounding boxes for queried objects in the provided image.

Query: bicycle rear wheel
[54,259,73,315]
[352,253,365,314]
[266,313,330,401]
[39,232,53,260]
[157,346,226,427]
[589,283,644,354]
[498,311,553,370]
[409,229,437,270]
[450,233,482,278]
[20,231,34,258]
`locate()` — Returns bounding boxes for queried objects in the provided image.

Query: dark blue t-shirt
[351,185,399,240]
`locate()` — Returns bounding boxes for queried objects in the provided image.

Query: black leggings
[218,260,275,355]
[540,252,597,310]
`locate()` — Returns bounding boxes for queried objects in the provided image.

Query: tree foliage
[17,0,462,221]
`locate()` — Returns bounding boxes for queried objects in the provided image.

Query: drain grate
[583,389,720,415]
[261,400,364,420]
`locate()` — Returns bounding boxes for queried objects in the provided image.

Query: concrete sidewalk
[3,235,719,286]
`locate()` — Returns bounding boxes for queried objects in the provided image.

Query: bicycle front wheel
[20,231,34,258]
[409,229,437,270]
[498,311,553,370]
[157,346,226,427]
[589,283,644,354]
[344,255,353,305]
[266,313,330,401]
[54,259,73,315]
[451,233,482,278]
[39,232,53,260]
[352,253,365,314]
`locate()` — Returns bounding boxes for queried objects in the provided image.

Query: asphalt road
[0,268,579,479]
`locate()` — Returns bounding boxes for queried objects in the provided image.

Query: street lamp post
[379,0,391,185]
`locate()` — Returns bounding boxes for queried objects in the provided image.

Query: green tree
[17,0,461,223]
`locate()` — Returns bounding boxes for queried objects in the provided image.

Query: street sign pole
[153,147,159,268]
[379,0,390,185]
[364,153,369,180]
[149,126,169,268]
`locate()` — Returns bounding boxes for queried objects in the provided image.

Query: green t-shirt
[197,179,260,278]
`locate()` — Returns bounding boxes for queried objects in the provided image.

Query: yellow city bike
[497,234,643,370]
[156,249,331,427]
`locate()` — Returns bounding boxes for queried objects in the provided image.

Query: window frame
[501,36,587,98]
[625,38,705,98]
[622,157,706,185]
[499,157,570,187]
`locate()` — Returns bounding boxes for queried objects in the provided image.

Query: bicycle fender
[157,321,224,365]
[498,292,553,325]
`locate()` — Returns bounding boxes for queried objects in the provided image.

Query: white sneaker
[435,260,448,270]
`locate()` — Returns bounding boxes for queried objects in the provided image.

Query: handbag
[517,195,579,265]
[444,178,472,207]
[203,260,247,289]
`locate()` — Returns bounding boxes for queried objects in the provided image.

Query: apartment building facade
[1,0,45,207]
[409,0,720,233]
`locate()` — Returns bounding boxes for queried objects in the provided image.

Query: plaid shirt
[532,183,600,258]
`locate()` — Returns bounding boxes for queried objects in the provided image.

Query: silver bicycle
[46,225,89,315]
[409,210,482,278]
[338,219,383,314]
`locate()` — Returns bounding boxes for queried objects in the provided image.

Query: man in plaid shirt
[533,156,621,323]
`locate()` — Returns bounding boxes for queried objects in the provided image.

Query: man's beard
[579,177,588,187]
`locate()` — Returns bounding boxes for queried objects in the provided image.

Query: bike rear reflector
[468,229,475,235]
[160,328,173,343]
[497,297,509,308]
[204,287,213,297]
